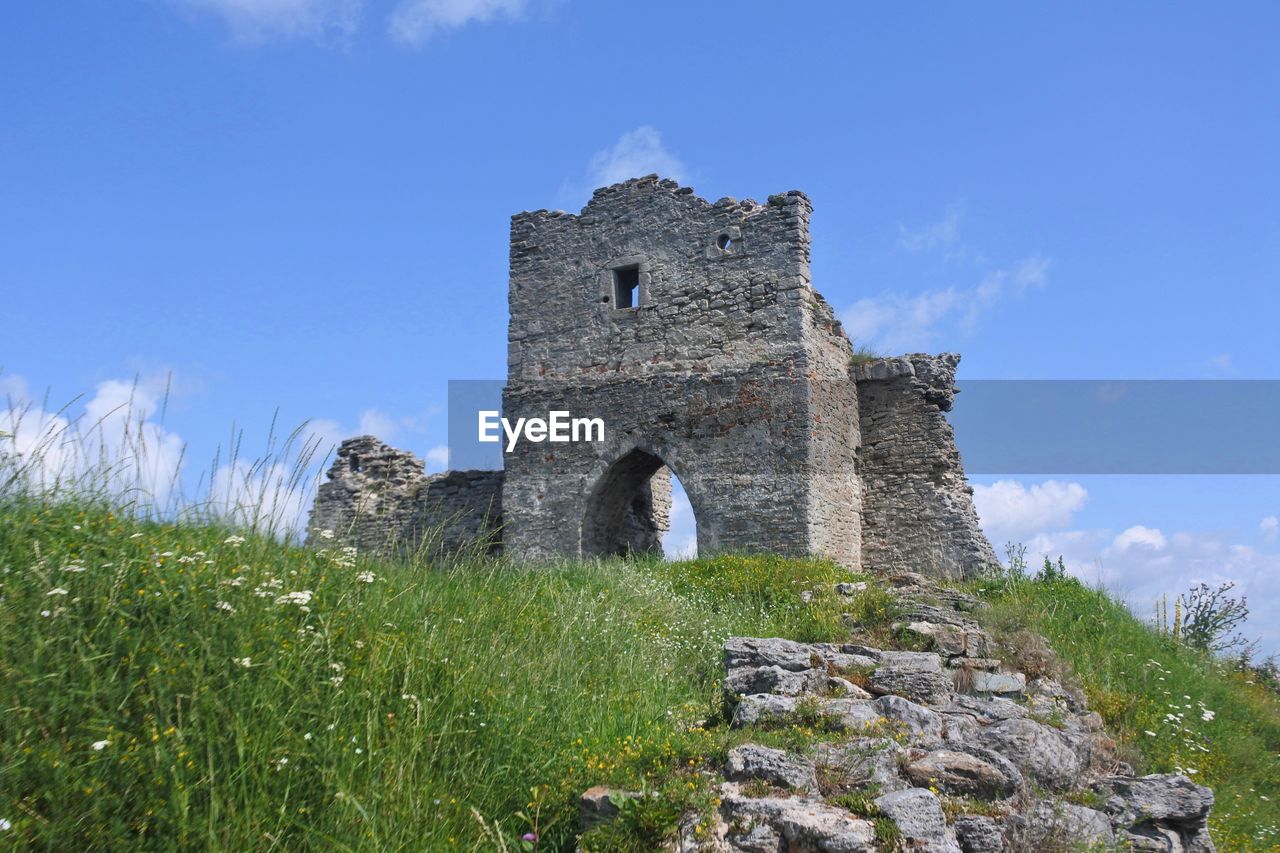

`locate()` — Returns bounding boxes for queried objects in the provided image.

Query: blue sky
[2,2,1278,651]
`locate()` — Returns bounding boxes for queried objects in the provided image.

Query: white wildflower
[319,529,335,540]
[0,818,9,831]
[235,657,252,668]
[47,587,69,596]
[356,571,375,584]
[275,590,313,607]
[215,601,236,614]
[39,610,51,618]
[303,732,313,741]
[1201,710,1215,721]
[62,564,86,573]
[224,535,246,546]
[1144,730,1158,737]
[91,740,110,751]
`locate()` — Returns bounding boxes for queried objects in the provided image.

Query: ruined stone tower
[502,177,862,565]
[308,176,996,578]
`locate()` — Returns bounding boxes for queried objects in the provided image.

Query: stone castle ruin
[308,176,996,578]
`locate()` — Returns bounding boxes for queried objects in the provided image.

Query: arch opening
[581,448,697,559]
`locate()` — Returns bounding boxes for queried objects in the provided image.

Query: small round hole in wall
[716,233,734,252]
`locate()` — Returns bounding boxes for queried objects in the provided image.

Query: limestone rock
[1095,773,1216,852]
[869,667,952,705]
[969,670,1026,697]
[814,738,908,792]
[976,717,1082,790]
[952,815,1004,853]
[1018,800,1115,848]
[872,788,954,848]
[731,694,798,728]
[873,694,944,741]
[724,664,817,697]
[725,637,818,672]
[904,749,1014,798]
[720,789,877,852]
[724,745,817,792]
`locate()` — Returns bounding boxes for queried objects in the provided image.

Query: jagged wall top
[507,175,852,382]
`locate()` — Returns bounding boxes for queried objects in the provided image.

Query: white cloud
[169,0,363,42]
[588,127,687,188]
[1206,353,1234,375]
[0,374,31,403]
[1014,524,1280,657]
[425,445,449,472]
[389,0,529,46]
[1261,516,1278,543]
[1111,525,1167,552]
[357,408,401,440]
[973,479,1088,540]
[840,255,1049,353]
[898,204,963,253]
[2,374,186,509]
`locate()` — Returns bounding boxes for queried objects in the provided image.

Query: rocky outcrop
[579,572,1216,851]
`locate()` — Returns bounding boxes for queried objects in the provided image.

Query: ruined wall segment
[854,354,997,578]
[307,435,666,559]
[306,436,503,558]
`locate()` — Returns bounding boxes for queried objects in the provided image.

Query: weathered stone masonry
[307,176,996,578]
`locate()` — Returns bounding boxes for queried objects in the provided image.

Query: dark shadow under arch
[581,447,682,558]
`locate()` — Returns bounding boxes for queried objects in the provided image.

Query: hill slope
[0,500,1276,849]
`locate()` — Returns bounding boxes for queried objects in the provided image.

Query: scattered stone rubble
[581,573,1216,852]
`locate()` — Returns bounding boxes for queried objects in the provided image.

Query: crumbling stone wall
[855,354,998,578]
[307,435,669,558]
[306,436,503,557]
[307,177,996,578]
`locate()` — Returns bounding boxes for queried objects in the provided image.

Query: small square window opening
[613,265,640,309]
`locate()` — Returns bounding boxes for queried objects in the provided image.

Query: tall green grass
[973,575,1280,850]
[0,499,855,849]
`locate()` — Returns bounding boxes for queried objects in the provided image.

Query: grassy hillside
[970,575,1280,850]
[1,499,1277,849]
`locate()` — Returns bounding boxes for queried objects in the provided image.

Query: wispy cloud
[168,0,363,43]
[984,482,1280,656]
[588,126,687,188]
[388,0,531,46]
[840,255,1049,353]
[973,479,1088,541]
[1261,516,1278,544]
[425,445,449,472]
[1206,353,1235,375]
[2,373,186,508]
[898,203,963,253]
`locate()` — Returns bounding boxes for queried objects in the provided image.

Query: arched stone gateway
[309,176,997,578]
[580,449,672,557]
